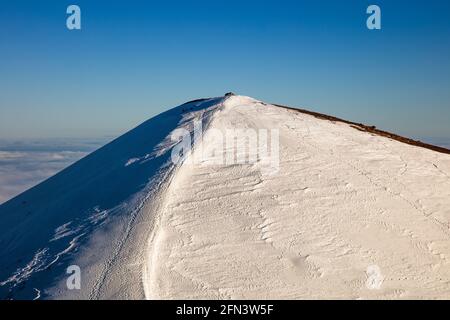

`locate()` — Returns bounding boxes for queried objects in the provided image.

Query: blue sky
[1,0,450,141]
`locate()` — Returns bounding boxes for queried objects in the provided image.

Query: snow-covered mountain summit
[1,95,450,300]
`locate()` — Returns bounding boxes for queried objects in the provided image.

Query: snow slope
[0,97,223,299]
[146,96,450,299]
[1,94,450,300]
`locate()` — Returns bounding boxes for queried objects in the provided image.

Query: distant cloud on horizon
[0,138,109,204]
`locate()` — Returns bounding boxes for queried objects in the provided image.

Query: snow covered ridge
[169,96,280,176]
[274,104,450,156]
[146,95,450,300]
[1,94,450,300]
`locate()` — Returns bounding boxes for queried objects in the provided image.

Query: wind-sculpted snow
[0,97,223,299]
[146,96,450,299]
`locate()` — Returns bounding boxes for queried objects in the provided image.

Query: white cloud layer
[0,139,107,204]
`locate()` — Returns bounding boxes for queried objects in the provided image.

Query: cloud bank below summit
[0,139,107,204]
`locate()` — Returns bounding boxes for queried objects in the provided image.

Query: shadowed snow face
[0,97,224,300]
[0,139,107,204]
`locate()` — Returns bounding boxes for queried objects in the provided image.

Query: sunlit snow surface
[146,96,450,299]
